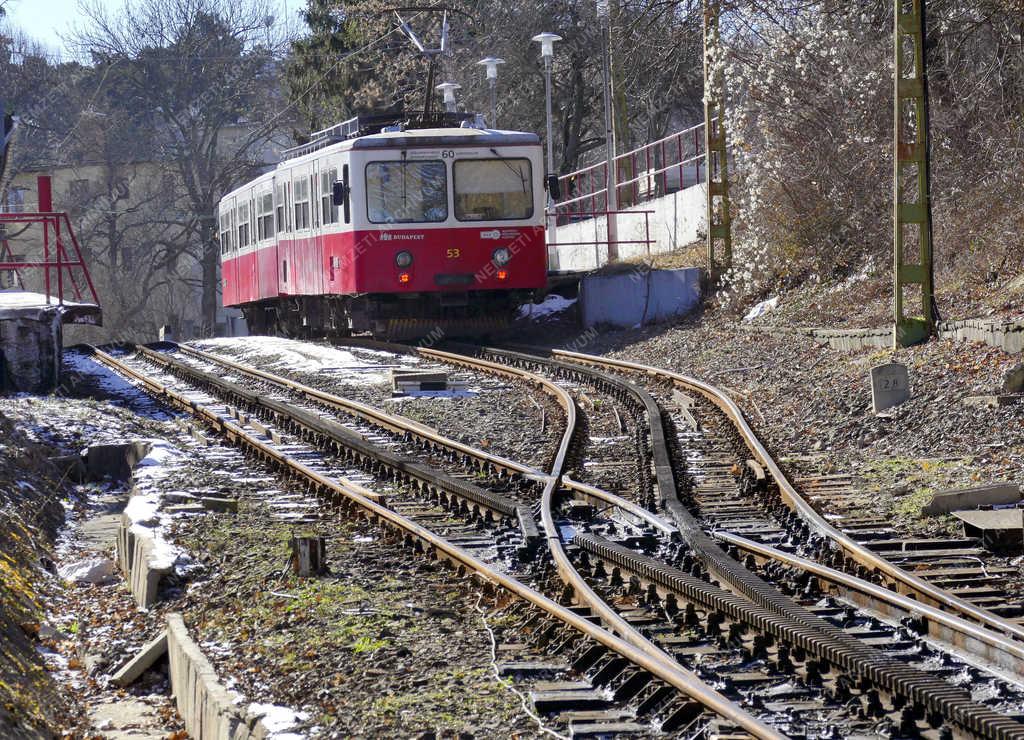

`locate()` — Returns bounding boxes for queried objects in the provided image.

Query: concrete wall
[549,184,706,272]
[742,317,1024,354]
[0,308,62,393]
[580,268,704,328]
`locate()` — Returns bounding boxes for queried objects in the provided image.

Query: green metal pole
[893,0,935,347]
[703,0,732,282]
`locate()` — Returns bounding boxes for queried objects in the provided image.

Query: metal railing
[555,121,708,219]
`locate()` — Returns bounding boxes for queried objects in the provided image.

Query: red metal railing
[546,209,655,269]
[555,121,708,220]
[0,211,101,309]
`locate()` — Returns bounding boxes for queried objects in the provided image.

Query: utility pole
[703,0,732,281]
[893,0,936,347]
[598,1,619,262]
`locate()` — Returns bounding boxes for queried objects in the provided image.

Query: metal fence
[554,121,707,223]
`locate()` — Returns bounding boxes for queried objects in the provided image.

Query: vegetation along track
[87,343,781,738]
[435,342,1024,740]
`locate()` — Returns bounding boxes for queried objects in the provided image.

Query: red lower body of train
[222,224,546,339]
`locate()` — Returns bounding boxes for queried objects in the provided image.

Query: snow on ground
[122,440,189,573]
[517,294,577,320]
[192,336,409,384]
[743,296,779,322]
[248,704,310,739]
[63,349,175,420]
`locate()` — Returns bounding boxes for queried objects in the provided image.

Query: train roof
[219,115,541,203]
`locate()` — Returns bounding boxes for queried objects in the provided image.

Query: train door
[320,157,342,295]
[308,160,324,295]
[252,185,272,305]
[219,197,238,306]
[280,177,295,297]
[263,177,284,300]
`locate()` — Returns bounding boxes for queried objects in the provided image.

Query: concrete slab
[85,442,153,482]
[870,362,910,413]
[111,631,168,687]
[200,497,239,513]
[922,483,1021,515]
[580,268,702,328]
[952,509,1024,554]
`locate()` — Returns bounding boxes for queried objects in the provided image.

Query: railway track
[86,344,783,739]
[175,342,895,735]
[540,348,1024,664]
[85,339,1024,738]
[402,341,1024,739]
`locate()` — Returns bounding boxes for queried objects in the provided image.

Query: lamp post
[477,56,506,128]
[532,32,561,249]
[596,1,618,261]
[435,81,461,113]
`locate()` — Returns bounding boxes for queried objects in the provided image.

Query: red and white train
[217,112,548,338]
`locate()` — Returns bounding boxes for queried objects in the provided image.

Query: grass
[860,456,969,535]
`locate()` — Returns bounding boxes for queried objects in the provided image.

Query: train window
[257,192,274,241]
[219,209,233,255]
[293,177,310,230]
[321,168,339,225]
[365,161,447,224]
[454,159,534,221]
[236,202,250,247]
[275,183,286,233]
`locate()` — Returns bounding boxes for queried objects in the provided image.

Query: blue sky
[5,0,306,57]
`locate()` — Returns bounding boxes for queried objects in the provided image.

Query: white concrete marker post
[870,362,910,413]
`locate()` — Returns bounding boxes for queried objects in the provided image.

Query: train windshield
[366,160,447,223]
[454,158,533,221]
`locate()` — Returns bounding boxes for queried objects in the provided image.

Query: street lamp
[532,32,562,242]
[477,56,505,128]
[596,1,618,261]
[435,82,461,113]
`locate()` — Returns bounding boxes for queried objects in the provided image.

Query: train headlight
[395,251,413,268]
[398,272,411,284]
[492,247,511,266]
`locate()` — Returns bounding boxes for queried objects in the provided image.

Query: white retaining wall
[549,184,706,272]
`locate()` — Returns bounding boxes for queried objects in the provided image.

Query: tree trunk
[200,216,218,337]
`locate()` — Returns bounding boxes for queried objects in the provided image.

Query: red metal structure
[0,176,102,325]
[219,112,547,339]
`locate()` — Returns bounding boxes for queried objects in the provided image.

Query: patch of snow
[743,297,779,322]
[248,703,310,738]
[193,337,400,384]
[62,351,175,420]
[121,439,187,574]
[518,294,577,320]
[58,557,116,584]
[0,290,87,309]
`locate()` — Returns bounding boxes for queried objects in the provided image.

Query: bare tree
[73,0,293,334]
